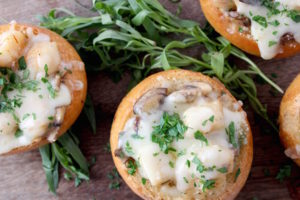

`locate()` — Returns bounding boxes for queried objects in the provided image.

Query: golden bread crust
[199,0,300,59]
[0,23,87,155]
[110,69,253,200]
[279,74,300,166]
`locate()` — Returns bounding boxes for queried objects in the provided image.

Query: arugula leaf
[276,165,291,183]
[39,0,282,131]
[83,94,96,134]
[40,145,59,194]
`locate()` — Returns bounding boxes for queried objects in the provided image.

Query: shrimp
[0,31,27,67]
[25,42,61,79]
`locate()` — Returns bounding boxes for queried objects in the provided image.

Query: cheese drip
[234,0,300,59]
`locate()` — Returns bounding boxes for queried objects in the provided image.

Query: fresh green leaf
[194,131,208,145]
[84,94,96,134]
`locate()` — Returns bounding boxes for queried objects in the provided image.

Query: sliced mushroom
[52,74,61,91]
[134,116,140,133]
[133,88,167,115]
[53,107,66,127]
[167,86,201,104]
[186,82,213,95]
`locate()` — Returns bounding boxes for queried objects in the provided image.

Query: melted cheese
[118,82,248,194]
[0,23,76,154]
[234,0,300,59]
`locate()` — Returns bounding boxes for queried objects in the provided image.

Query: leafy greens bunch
[40,0,282,128]
[38,0,282,193]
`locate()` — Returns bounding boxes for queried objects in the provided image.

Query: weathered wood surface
[0,0,299,199]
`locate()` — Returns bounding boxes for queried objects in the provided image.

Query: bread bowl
[199,0,300,59]
[0,22,87,155]
[279,74,300,167]
[110,69,253,199]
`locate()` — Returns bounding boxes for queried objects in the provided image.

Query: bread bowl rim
[110,69,253,199]
[279,74,300,167]
[199,0,300,59]
[0,23,87,155]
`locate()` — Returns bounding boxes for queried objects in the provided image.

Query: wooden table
[0,0,299,199]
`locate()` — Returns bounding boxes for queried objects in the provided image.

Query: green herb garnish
[142,177,147,185]
[235,168,241,182]
[226,122,238,148]
[252,15,268,28]
[202,179,215,191]
[151,112,187,154]
[131,134,144,140]
[169,161,175,168]
[125,141,134,155]
[127,160,137,175]
[14,129,23,138]
[194,130,208,145]
[18,56,27,70]
[217,167,228,173]
[40,0,282,132]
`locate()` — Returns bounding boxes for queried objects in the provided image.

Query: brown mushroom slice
[133,88,167,115]
[167,86,201,104]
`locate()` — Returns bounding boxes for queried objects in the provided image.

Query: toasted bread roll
[0,23,87,155]
[279,75,300,167]
[111,69,253,200]
[199,0,300,59]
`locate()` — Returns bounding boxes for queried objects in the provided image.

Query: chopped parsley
[217,167,228,174]
[126,160,137,175]
[15,129,23,138]
[192,156,205,173]
[186,160,190,168]
[252,15,268,28]
[194,130,208,145]
[169,161,175,168]
[234,168,241,182]
[269,20,280,27]
[41,77,56,98]
[131,133,144,140]
[125,141,134,155]
[48,116,54,120]
[151,112,187,154]
[202,179,215,191]
[18,56,27,70]
[202,115,214,126]
[226,122,238,148]
[153,152,159,157]
[141,177,147,185]
[268,40,277,47]
[183,177,189,184]
[287,10,300,23]
[44,64,49,77]
[177,149,186,157]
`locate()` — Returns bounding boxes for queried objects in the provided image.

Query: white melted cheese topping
[0,23,81,154]
[234,0,300,59]
[118,81,248,194]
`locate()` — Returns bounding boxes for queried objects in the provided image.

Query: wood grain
[0,0,299,200]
